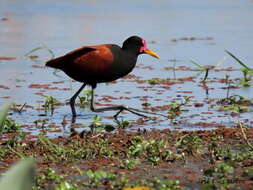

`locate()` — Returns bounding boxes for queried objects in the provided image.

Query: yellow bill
[143,49,160,59]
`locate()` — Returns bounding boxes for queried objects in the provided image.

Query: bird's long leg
[90,87,167,119]
[70,83,86,118]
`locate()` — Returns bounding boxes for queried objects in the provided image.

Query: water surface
[1,0,253,136]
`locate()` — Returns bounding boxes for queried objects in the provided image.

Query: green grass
[0,103,12,134]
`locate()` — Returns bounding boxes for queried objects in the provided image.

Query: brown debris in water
[0,56,16,61]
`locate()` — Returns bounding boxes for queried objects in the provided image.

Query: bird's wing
[64,46,97,60]
[46,46,97,69]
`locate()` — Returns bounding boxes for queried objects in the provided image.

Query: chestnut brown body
[46,44,137,86]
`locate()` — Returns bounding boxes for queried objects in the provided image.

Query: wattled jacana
[46,36,159,118]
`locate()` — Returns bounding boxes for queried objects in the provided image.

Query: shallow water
[0,0,253,137]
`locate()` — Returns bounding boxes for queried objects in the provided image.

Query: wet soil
[0,126,253,189]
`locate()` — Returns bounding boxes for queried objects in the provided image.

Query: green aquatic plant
[35,168,70,190]
[218,95,252,105]
[54,182,79,190]
[120,159,140,169]
[78,89,92,105]
[152,178,184,190]
[190,59,225,82]
[90,115,104,132]
[189,60,209,82]
[216,95,252,113]
[226,50,253,87]
[202,163,234,189]
[240,67,252,87]
[1,117,22,133]
[190,60,206,71]
[146,78,164,85]
[114,118,130,128]
[38,136,69,161]
[91,115,102,127]
[42,168,64,182]
[243,168,253,180]
[39,94,61,115]
[89,115,116,132]
[176,134,203,155]
[0,103,12,134]
[127,136,182,165]
[4,132,27,147]
[0,103,24,138]
[217,104,248,113]
[127,136,147,157]
[34,119,48,131]
[84,170,129,189]
[134,178,184,190]
[225,50,251,70]
[167,96,190,123]
[85,170,116,188]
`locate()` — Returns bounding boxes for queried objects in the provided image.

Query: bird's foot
[113,106,148,119]
[91,104,167,120]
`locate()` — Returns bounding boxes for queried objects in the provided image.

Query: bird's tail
[46,57,64,69]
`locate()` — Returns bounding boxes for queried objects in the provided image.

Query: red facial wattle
[139,40,148,53]
[140,39,159,59]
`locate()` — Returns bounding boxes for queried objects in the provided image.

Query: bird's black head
[122,36,143,52]
[122,36,159,58]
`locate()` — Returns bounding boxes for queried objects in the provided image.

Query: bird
[46,36,159,119]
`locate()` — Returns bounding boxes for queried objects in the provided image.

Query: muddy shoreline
[1,126,253,189]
